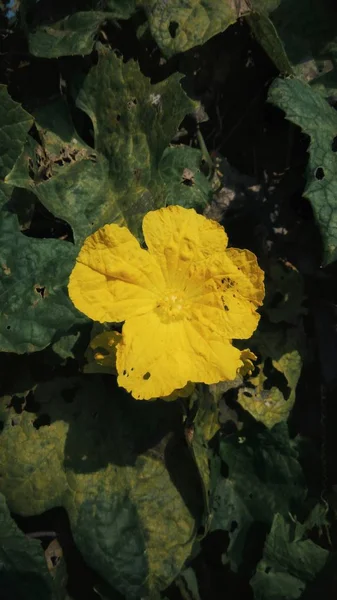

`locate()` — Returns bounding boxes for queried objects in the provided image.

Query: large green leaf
[211,423,306,571]
[140,0,280,58]
[74,48,194,189]
[251,513,329,599]
[0,375,203,598]
[0,85,33,181]
[0,492,66,600]
[268,77,337,265]
[8,50,203,245]
[0,211,87,353]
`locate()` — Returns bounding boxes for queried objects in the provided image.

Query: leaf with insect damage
[237,322,303,428]
[140,0,281,58]
[0,211,87,353]
[211,423,306,571]
[269,77,337,265]
[251,513,329,599]
[8,50,199,246]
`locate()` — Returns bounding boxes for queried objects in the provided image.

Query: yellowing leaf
[0,376,202,598]
[237,325,303,428]
[83,330,121,375]
[142,0,281,58]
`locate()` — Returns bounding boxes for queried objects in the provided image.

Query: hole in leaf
[182,177,194,187]
[6,325,10,330]
[143,372,151,380]
[61,387,77,404]
[332,136,337,152]
[265,566,271,574]
[116,114,121,122]
[50,554,60,567]
[168,21,179,38]
[34,285,46,298]
[224,305,229,311]
[243,391,252,398]
[24,201,74,243]
[0,421,3,432]
[127,98,137,109]
[269,291,284,309]
[263,357,291,400]
[123,369,127,375]
[11,419,16,426]
[230,520,238,532]
[33,414,51,429]
[8,395,25,414]
[315,167,325,180]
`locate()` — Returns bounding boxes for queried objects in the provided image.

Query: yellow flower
[68,205,264,400]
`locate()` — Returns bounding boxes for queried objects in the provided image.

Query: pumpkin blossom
[68,205,264,399]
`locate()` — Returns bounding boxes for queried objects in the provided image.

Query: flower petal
[143,205,228,287]
[239,349,257,376]
[68,224,166,323]
[116,311,242,400]
[226,248,265,306]
[189,249,264,340]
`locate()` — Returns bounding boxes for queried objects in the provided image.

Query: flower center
[156,290,186,321]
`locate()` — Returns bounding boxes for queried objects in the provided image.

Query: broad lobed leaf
[269,77,337,265]
[0,375,204,598]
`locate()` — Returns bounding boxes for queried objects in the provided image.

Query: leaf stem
[196,124,214,180]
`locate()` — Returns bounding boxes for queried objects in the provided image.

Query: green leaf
[141,0,281,58]
[0,211,87,353]
[28,12,113,58]
[0,492,66,600]
[211,423,306,571]
[268,77,337,265]
[8,51,198,245]
[251,513,329,599]
[237,322,303,428]
[157,146,211,211]
[75,48,194,191]
[185,385,221,537]
[26,2,137,58]
[248,11,293,75]
[0,376,203,598]
[250,0,337,98]
[0,85,33,181]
